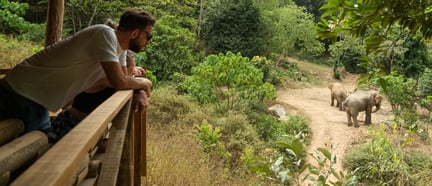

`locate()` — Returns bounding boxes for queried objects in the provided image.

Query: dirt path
[276,82,392,172]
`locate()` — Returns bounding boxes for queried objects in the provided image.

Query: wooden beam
[97,99,131,186]
[45,0,64,46]
[11,90,132,186]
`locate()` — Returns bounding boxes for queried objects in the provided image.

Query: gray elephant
[328,82,348,111]
[343,90,383,127]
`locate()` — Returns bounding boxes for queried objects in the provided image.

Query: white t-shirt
[5,24,126,111]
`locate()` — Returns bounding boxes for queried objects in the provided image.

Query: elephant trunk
[372,103,381,113]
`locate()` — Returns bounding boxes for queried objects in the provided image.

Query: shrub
[213,112,264,167]
[146,86,205,128]
[285,115,310,136]
[343,127,412,185]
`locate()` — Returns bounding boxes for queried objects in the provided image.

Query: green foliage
[258,3,324,61]
[404,152,432,185]
[0,0,45,42]
[418,68,432,111]
[0,34,42,68]
[250,56,285,85]
[194,119,232,161]
[202,0,267,58]
[248,134,309,185]
[285,115,310,136]
[343,126,423,185]
[188,52,276,110]
[213,112,263,167]
[308,147,359,186]
[328,34,366,74]
[146,86,204,127]
[317,0,432,51]
[292,0,326,22]
[137,0,199,32]
[138,15,200,81]
[395,33,431,79]
[64,0,127,33]
[376,74,416,113]
[248,112,285,142]
[249,134,357,185]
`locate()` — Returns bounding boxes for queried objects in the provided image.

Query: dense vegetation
[2,0,432,185]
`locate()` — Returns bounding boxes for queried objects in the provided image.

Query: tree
[202,0,267,58]
[137,15,199,81]
[292,0,326,22]
[0,0,45,42]
[316,0,432,52]
[257,3,324,61]
[188,52,276,110]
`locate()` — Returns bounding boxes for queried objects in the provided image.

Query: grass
[146,87,262,185]
[0,35,41,69]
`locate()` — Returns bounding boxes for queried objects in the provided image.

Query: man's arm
[101,62,152,97]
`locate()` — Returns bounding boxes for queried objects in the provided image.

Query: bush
[213,112,264,167]
[285,114,310,136]
[146,86,205,128]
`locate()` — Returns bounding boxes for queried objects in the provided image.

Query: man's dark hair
[118,8,156,31]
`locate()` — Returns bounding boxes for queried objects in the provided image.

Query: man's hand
[133,67,146,77]
[135,77,152,98]
[134,90,149,112]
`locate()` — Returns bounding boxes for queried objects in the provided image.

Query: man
[0,8,155,134]
[48,50,146,143]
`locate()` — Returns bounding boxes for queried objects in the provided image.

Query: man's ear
[131,29,140,39]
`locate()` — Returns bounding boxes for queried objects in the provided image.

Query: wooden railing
[0,82,147,185]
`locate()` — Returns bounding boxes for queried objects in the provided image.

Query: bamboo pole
[0,131,49,176]
[0,119,24,146]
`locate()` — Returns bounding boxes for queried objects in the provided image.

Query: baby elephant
[343,90,383,127]
[328,82,348,111]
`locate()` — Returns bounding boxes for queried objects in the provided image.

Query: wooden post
[133,109,147,185]
[0,131,49,176]
[0,119,25,146]
[45,0,64,46]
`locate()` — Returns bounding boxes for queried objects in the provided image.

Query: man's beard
[129,38,142,53]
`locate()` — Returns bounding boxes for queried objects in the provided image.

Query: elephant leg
[331,96,335,106]
[352,111,360,127]
[365,111,372,125]
[346,110,353,126]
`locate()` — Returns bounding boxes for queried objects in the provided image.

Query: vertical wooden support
[133,109,146,186]
[45,0,64,46]
[97,100,131,186]
[141,111,147,177]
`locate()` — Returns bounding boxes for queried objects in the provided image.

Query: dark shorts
[0,79,50,133]
[48,110,80,143]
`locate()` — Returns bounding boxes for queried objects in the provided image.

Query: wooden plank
[141,111,147,177]
[11,90,132,186]
[45,0,64,46]
[133,111,142,186]
[97,99,131,186]
[118,107,135,185]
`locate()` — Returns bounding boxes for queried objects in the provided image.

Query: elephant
[343,90,383,127]
[328,82,348,111]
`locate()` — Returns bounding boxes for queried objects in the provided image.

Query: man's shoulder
[83,24,113,32]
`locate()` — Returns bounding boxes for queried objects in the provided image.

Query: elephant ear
[375,94,383,104]
[370,91,382,104]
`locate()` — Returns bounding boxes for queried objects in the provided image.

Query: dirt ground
[276,58,432,174]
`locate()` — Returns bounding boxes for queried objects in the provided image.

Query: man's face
[129,25,153,53]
